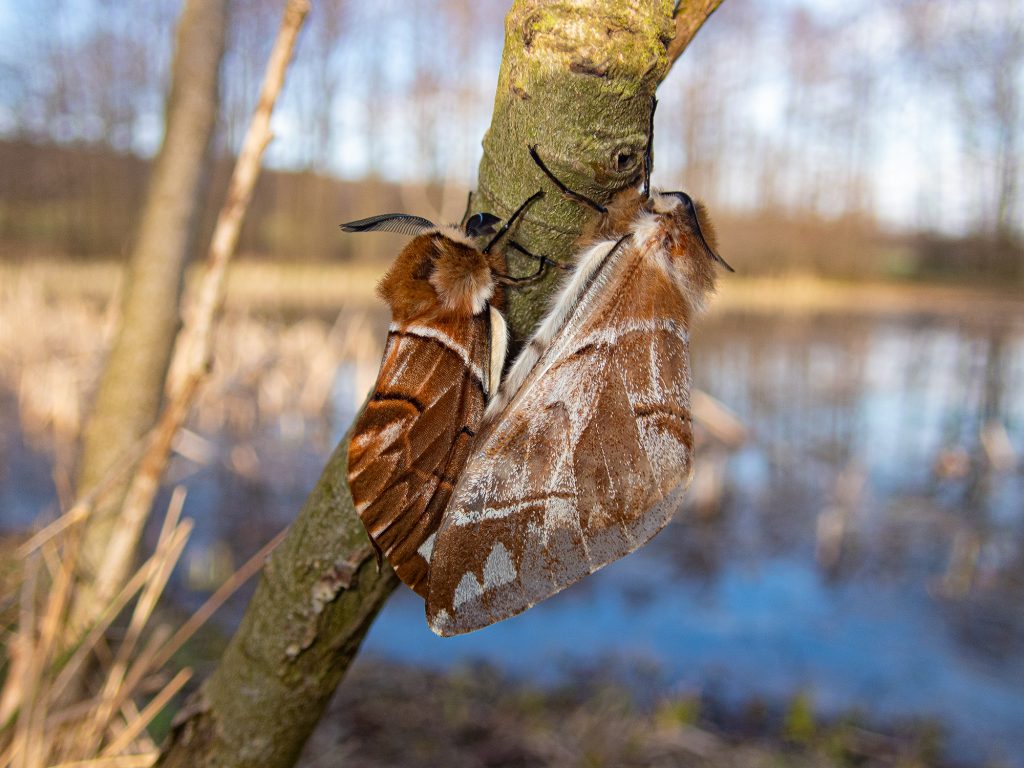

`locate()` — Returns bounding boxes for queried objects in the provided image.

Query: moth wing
[348,312,495,598]
[426,247,695,635]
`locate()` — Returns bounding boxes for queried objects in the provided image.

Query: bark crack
[285,545,375,661]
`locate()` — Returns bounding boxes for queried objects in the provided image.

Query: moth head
[428,232,495,315]
[464,212,501,238]
[649,191,733,314]
[374,233,494,319]
[342,212,497,320]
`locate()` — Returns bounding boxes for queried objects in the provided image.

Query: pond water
[3,308,1023,765]
[360,312,1024,766]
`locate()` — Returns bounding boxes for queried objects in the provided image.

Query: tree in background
[70,0,230,632]
[2,0,1020,278]
[900,0,1023,276]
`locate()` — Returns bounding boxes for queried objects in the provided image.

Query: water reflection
[360,312,1024,766]
[2,309,1022,766]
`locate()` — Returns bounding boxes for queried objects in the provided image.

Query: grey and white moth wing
[426,239,696,636]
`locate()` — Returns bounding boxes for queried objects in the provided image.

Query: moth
[342,193,548,598]
[425,98,733,636]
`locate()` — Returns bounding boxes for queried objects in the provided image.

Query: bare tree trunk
[91,0,310,626]
[158,2,722,766]
[71,0,229,632]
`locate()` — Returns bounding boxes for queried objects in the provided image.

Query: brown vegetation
[4,139,1020,281]
[298,660,947,768]
[1,0,1020,765]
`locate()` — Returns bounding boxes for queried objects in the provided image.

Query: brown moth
[425,99,733,636]
[343,193,546,598]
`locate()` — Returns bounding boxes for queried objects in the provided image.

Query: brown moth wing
[426,239,696,635]
[348,310,491,598]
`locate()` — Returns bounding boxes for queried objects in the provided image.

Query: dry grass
[0,485,284,767]
[0,264,747,529]
[0,259,373,764]
[0,259,357,767]
[0,259,384,314]
[5,257,1018,513]
[0,267,385,481]
[4,256,1015,765]
[0,273,314,765]
[5,258,1023,319]
[1,489,190,767]
[712,272,1024,318]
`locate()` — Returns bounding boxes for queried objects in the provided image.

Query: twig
[17,436,150,557]
[88,504,192,751]
[98,669,191,759]
[151,525,289,670]
[8,553,40,768]
[691,389,746,447]
[47,757,156,768]
[47,564,152,705]
[666,0,724,72]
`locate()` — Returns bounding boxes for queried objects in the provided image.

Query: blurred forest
[0,0,1021,279]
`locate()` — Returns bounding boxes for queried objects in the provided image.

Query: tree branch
[157,438,399,768]
[667,0,724,72]
[70,0,230,634]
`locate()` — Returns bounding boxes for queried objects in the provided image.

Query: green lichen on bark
[474,0,676,341]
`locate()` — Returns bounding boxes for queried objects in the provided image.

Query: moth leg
[458,189,473,229]
[529,145,608,214]
[493,259,545,288]
[642,96,657,199]
[482,189,544,254]
[509,240,571,271]
[494,241,570,288]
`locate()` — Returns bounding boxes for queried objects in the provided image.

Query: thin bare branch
[666,0,724,73]
[17,436,149,558]
[48,757,157,768]
[99,670,192,759]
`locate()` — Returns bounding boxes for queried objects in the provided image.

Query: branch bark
[158,2,723,765]
[71,0,230,632]
[157,438,398,768]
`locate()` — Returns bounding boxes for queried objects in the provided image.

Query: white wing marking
[453,571,483,608]
[483,542,516,588]
[487,305,507,399]
[397,321,485,386]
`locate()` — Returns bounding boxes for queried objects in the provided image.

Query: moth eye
[613,149,637,173]
[465,211,501,237]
